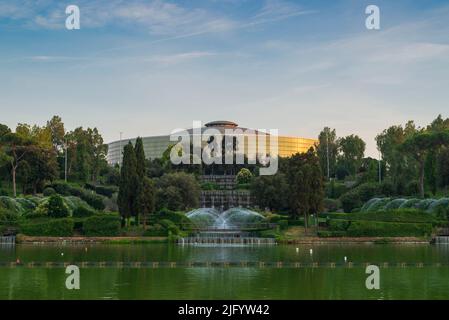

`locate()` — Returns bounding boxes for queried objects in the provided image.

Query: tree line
[0,116,110,197]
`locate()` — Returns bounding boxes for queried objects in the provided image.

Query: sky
[0,0,449,157]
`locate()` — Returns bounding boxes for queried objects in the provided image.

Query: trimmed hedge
[50,182,106,210]
[346,221,432,237]
[20,218,74,236]
[73,206,96,218]
[83,214,121,236]
[325,209,439,224]
[317,231,347,238]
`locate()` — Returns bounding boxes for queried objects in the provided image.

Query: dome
[204,120,238,128]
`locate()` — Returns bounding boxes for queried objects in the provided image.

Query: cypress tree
[135,137,146,177]
[136,177,156,229]
[134,137,147,225]
[118,142,138,226]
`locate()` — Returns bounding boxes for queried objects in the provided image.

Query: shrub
[43,187,56,197]
[340,183,381,213]
[73,206,96,218]
[47,195,69,218]
[0,189,9,196]
[20,218,74,236]
[380,181,395,196]
[83,214,121,236]
[406,180,420,196]
[94,186,117,198]
[155,208,191,226]
[278,219,288,230]
[346,221,432,237]
[0,209,19,225]
[51,182,71,196]
[50,182,106,210]
[325,181,348,199]
[236,168,253,184]
[159,219,181,235]
[323,198,340,212]
[317,231,347,238]
[329,219,351,231]
[143,224,167,236]
[326,209,438,224]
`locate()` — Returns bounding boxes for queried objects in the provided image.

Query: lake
[1,243,449,299]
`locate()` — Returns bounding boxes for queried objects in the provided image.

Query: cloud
[145,51,217,65]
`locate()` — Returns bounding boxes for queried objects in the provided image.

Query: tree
[401,130,449,198]
[0,132,34,197]
[316,127,338,179]
[286,148,324,232]
[155,172,200,211]
[47,194,69,218]
[376,121,417,194]
[337,135,366,177]
[117,142,138,225]
[46,115,65,151]
[134,137,147,225]
[136,177,156,228]
[251,173,289,212]
[236,168,253,184]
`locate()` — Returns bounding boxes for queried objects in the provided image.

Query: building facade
[107,121,317,165]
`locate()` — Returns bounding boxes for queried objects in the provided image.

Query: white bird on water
[296,248,299,253]
[309,249,313,255]
[344,256,347,262]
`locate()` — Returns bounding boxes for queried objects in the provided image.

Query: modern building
[107,120,317,165]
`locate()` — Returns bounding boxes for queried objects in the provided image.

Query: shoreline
[15,235,430,245]
[277,237,430,245]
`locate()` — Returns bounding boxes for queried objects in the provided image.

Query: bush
[326,209,438,224]
[73,206,96,218]
[0,209,19,225]
[323,198,340,212]
[278,219,288,230]
[325,181,348,199]
[340,183,381,213]
[47,195,69,218]
[83,214,121,236]
[406,180,420,196]
[43,187,56,197]
[20,218,74,236]
[329,219,351,231]
[143,224,167,236]
[346,221,432,237]
[317,231,347,238]
[155,208,191,226]
[51,182,71,196]
[236,168,253,184]
[159,219,181,235]
[0,189,9,196]
[50,182,106,210]
[94,186,117,198]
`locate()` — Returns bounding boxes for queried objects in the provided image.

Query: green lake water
[1,243,449,300]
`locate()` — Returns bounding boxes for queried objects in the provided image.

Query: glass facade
[107,122,317,165]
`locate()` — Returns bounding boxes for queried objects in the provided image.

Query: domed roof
[205,120,238,128]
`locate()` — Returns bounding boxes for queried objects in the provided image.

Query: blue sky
[1,0,449,157]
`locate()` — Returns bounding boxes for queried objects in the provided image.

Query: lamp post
[378,150,382,184]
[326,129,330,180]
[119,132,123,167]
[64,138,68,182]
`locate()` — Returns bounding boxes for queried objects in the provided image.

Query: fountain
[179,207,276,245]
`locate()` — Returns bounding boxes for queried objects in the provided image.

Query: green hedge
[83,214,121,236]
[325,209,439,224]
[346,221,432,237]
[317,231,347,238]
[50,182,106,210]
[20,218,74,236]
